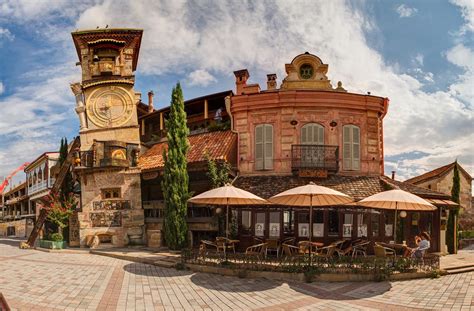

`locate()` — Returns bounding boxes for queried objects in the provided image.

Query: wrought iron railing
[291,145,339,171]
[182,249,439,275]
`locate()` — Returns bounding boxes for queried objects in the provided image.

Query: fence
[181,249,440,276]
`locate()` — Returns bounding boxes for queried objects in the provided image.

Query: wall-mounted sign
[343,224,353,237]
[385,224,393,237]
[298,223,309,237]
[269,223,280,237]
[298,169,328,178]
[143,171,159,180]
[358,224,367,237]
[313,223,324,237]
[255,223,265,237]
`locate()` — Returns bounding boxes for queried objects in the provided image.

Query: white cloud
[0,0,472,181]
[0,27,14,41]
[414,53,424,66]
[186,69,217,87]
[396,4,418,18]
[450,0,474,34]
[0,82,4,95]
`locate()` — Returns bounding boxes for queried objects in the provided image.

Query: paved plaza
[0,239,473,311]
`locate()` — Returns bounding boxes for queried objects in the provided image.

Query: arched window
[33,172,37,184]
[301,123,324,144]
[343,125,360,170]
[38,168,43,182]
[255,124,273,170]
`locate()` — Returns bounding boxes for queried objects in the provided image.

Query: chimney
[391,171,396,180]
[147,91,154,113]
[233,69,249,95]
[267,73,277,90]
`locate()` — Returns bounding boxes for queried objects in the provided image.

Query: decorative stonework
[280,52,346,92]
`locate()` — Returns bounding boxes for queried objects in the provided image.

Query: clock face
[87,86,134,128]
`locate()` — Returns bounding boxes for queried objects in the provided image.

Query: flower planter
[39,239,67,249]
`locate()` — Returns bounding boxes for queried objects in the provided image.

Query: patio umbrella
[356,189,436,242]
[268,182,354,252]
[188,183,268,238]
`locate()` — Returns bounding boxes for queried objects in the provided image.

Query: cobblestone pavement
[0,239,473,311]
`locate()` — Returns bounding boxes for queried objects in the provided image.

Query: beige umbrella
[188,183,268,237]
[269,182,354,253]
[356,189,436,242]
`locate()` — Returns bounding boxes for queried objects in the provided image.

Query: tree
[162,83,190,250]
[45,192,76,240]
[205,155,233,236]
[59,138,74,201]
[447,162,460,254]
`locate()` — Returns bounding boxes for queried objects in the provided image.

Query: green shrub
[50,233,63,241]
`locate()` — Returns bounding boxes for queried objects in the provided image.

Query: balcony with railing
[291,145,339,173]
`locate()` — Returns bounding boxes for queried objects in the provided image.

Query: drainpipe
[225,95,240,174]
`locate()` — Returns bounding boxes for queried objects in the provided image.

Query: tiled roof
[233,174,453,202]
[405,162,472,185]
[381,176,451,200]
[233,175,387,201]
[139,130,237,172]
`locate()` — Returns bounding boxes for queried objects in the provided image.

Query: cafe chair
[281,237,296,246]
[335,240,353,257]
[265,239,280,257]
[245,243,268,260]
[374,244,396,258]
[281,243,300,258]
[199,240,217,257]
[216,237,236,254]
[352,241,370,258]
[315,245,337,258]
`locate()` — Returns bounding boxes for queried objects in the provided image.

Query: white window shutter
[343,126,352,170]
[255,125,264,170]
[264,124,273,169]
[317,125,324,145]
[301,126,308,144]
[352,126,360,170]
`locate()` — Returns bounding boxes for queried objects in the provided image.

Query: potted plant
[39,192,76,249]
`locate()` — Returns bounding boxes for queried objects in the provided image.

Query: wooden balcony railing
[291,145,339,172]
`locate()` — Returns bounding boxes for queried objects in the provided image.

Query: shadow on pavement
[190,273,282,292]
[0,238,22,247]
[289,280,392,300]
[123,262,193,277]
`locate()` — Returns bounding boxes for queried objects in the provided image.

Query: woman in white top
[403,231,431,258]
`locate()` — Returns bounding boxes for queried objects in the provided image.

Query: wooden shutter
[343,125,360,170]
[255,125,264,170]
[264,124,273,169]
[352,126,360,170]
[343,126,352,170]
[301,124,324,144]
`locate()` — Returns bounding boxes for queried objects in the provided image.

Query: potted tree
[39,193,76,249]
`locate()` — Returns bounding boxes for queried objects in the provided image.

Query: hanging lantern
[399,210,407,218]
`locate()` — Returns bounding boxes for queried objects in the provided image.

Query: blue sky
[0,0,472,188]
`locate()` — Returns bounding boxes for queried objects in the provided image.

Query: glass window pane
[255,212,266,237]
[241,211,251,229]
[357,214,369,237]
[371,213,380,237]
[328,211,339,236]
[384,211,394,237]
[283,210,294,235]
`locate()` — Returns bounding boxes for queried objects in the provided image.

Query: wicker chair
[281,243,300,258]
[266,239,280,257]
[216,237,236,254]
[245,243,268,259]
[374,244,396,257]
[199,240,217,257]
[352,241,370,258]
[315,245,337,258]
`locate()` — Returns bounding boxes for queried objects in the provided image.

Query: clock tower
[71,29,145,247]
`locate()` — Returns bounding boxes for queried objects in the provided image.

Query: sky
[0,0,473,189]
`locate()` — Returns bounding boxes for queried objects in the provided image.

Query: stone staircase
[444,264,474,275]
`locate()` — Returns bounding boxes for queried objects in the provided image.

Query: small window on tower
[102,188,121,199]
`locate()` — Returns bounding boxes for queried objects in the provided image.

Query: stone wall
[78,168,144,247]
[0,219,32,237]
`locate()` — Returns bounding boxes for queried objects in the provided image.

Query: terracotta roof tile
[405,162,472,185]
[233,175,387,201]
[139,130,236,172]
[381,176,451,200]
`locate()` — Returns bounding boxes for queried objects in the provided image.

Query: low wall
[0,219,29,237]
[185,263,434,282]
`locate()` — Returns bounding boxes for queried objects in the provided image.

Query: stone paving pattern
[0,239,473,311]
